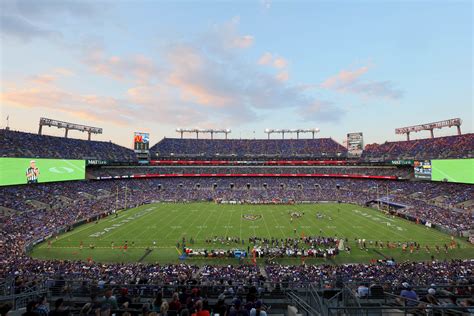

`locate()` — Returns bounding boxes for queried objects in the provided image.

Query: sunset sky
[1,0,472,148]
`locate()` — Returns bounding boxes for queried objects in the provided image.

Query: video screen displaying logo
[134,132,150,152]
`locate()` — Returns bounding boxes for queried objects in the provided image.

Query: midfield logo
[242,214,262,221]
[290,211,303,218]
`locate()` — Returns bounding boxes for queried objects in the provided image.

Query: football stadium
[1,1,473,316]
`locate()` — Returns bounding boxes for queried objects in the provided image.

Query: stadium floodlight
[176,128,232,139]
[264,128,320,139]
[38,117,102,140]
[395,118,462,140]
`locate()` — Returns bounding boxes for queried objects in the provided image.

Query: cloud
[321,65,403,99]
[0,0,104,42]
[28,68,75,85]
[258,52,288,69]
[0,14,60,41]
[273,57,288,69]
[321,66,369,89]
[300,101,344,122]
[276,71,289,82]
[0,85,133,125]
[29,74,56,84]
[261,0,272,10]
[232,35,254,48]
[4,16,343,128]
[203,16,255,52]
[82,43,162,84]
[258,52,273,65]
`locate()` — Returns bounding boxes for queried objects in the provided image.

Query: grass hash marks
[31,202,473,265]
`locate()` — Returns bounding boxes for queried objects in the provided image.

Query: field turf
[31,202,473,265]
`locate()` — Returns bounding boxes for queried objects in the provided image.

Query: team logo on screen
[242,214,262,221]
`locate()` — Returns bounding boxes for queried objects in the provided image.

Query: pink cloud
[258,52,273,65]
[0,85,132,125]
[28,67,75,85]
[273,57,288,69]
[29,74,56,84]
[82,45,161,84]
[232,35,254,48]
[276,71,289,82]
[320,65,402,100]
[320,66,369,89]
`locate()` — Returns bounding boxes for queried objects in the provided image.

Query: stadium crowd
[89,166,411,178]
[151,138,348,158]
[0,129,136,162]
[363,134,474,160]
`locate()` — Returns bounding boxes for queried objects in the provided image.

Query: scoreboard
[134,132,149,152]
[347,132,364,157]
[414,160,432,180]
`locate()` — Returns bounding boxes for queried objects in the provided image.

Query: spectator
[160,301,169,316]
[191,300,209,316]
[249,301,267,316]
[99,289,118,310]
[36,296,49,316]
[48,299,69,316]
[168,293,181,312]
[399,283,418,307]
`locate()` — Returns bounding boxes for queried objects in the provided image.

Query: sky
[0,0,472,148]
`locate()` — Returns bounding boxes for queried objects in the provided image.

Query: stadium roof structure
[38,117,103,140]
[176,128,231,139]
[395,118,462,140]
[264,128,320,139]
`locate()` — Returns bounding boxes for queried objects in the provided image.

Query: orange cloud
[28,68,75,85]
[320,66,369,89]
[273,57,288,69]
[276,71,289,82]
[167,74,232,107]
[30,74,56,84]
[232,35,254,48]
[83,46,160,84]
[320,65,402,99]
[0,86,131,125]
[258,52,273,65]
[258,53,288,70]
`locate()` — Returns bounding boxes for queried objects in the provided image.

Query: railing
[0,281,48,310]
[327,306,467,316]
[286,290,321,316]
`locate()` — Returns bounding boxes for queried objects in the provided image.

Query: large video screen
[431,159,474,184]
[0,158,85,186]
[134,132,150,152]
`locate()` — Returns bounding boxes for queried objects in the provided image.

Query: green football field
[0,157,85,186]
[31,202,473,265]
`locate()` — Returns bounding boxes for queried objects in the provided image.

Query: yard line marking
[261,214,273,239]
[268,206,285,237]
[210,204,226,237]
[162,204,201,240]
[195,207,217,240]
[103,207,157,241]
[129,204,184,242]
[239,209,243,240]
